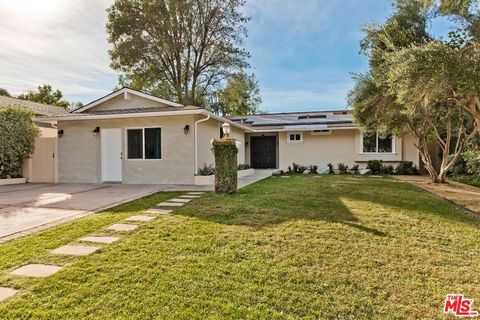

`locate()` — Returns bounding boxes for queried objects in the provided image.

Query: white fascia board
[74,88,183,113]
[250,126,358,133]
[36,109,204,121]
[35,110,253,133]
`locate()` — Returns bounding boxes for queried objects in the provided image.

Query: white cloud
[0,0,116,102]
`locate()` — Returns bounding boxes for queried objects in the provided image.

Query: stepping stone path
[52,245,100,256]
[80,236,119,244]
[146,208,172,214]
[0,287,17,302]
[107,224,138,232]
[169,198,192,203]
[11,264,62,278]
[2,194,203,304]
[157,202,184,207]
[126,215,156,222]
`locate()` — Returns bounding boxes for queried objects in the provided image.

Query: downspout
[194,114,211,175]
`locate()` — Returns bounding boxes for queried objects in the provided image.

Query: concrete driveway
[0,183,170,242]
[0,171,272,243]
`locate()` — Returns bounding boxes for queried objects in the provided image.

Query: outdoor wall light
[58,129,64,138]
[221,122,231,138]
[92,127,100,136]
[184,125,190,135]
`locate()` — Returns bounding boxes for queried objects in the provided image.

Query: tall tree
[209,72,261,116]
[17,84,69,108]
[349,0,479,183]
[106,0,250,106]
[0,88,11,97]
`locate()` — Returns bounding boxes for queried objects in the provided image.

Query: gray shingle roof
[0,96,69,116]
[37,105,202,119]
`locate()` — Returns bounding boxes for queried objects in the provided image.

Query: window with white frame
[287,132,303,143]
[362,132,394,153]
[127,127,162,159]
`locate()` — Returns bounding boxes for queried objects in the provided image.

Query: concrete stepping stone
[107,224,138,232]
[169,198,192,203]
[11,264,62,277]
[187,192,204,195]
[0,287,17,302]
[179,195,200,199]
[146,208,172,214]
[52,245,100,256]
[126,215,156,222]
[157,202,184,207]
[80,236,119,244]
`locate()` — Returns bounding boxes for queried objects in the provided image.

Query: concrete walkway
[394,175,480,214]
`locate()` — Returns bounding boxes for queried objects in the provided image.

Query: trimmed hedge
[213,138,238,194]
[0,106,40,179]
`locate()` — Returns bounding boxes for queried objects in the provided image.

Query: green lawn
[0,176,479,319]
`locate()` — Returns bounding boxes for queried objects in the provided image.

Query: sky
[0,0,450,112]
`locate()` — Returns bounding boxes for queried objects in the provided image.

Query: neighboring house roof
[0,95,69,116]
[73,87,184,113]
[228,110,355,131]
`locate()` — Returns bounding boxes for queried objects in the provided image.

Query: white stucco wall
[195,116,246,171]
[58,115,196,184]
[276,129,419,171]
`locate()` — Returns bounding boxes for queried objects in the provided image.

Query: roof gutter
[194,114,211,175]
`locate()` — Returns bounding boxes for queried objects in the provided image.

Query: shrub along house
[37,88,422,185]
[0,95,68,183]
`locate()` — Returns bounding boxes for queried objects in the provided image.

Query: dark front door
[251,136,276,168]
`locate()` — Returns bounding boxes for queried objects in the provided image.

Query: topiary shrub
[213,138,238,194]
[0,106,40,179]
[367,160,383,175]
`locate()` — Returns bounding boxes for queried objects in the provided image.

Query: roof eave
[74,87,184,113]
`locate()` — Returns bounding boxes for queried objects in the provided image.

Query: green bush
[238,163,251,170]
[452,175,480,188]
[213,138,238,194]
[327,163,334,174]
[367,160,383,175]
[463,150,480,176]
[197,163,215,176]
[350,164,359,174]
[0,106,40,179]
[291,163,307,173]
[337,163,349,174]
[395,161,419,175]
[382,165,395,175]
[309,165,318,174]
